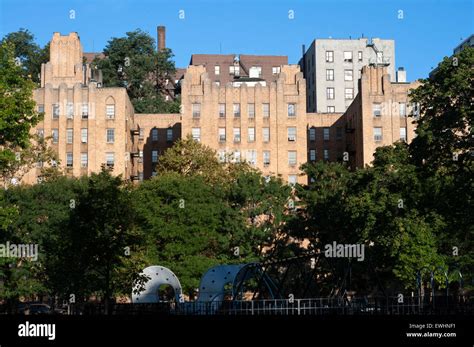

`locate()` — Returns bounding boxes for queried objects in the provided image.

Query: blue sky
[1,0,472,80]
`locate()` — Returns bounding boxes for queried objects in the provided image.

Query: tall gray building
[299,38,396,113]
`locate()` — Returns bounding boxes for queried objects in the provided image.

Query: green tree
[409,46,474,290]
[294,144,446,293]
[1,176,85,310]
[133,173,241,292]
[1,28,49,83]
[156,135,227,185]
[93,29,179,113]
[63,169,145,309]
[0,40,56,187]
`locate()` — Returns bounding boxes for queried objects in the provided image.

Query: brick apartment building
[18,31,419,185]
[22,32,137,184]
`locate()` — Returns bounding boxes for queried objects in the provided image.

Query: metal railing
[3,295,471,316]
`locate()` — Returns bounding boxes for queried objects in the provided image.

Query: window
[52,129,59,144]
[326,88,335,100]
[248,127,255,142]
[66,128,73,144]
[219,127,226,142]
[152,128,158,141]
[192,128,201,142]
[215,65,220,75]
[246,150,257,166]
[326,69,334,81]
[139,128,145,140]
[66,153,73,167]
[373,103,382,117]
[38,104,44,113]
[400,127,407,142]
[229,65,240,76]
[263,127,270,143]
[192,103,201,118]
[310,149,316,161]
[288,151,297,166]
[250,66,262,78]
[399,102,406,117]
[138,150,143,162]
[327,106,336,113]
[358,51,363,62]
[344,70,353,81]
[272,66,281,74]
[52,104,60,119]
[66,103,74,118]
[248,103,255,118]
[326,51,334,63]
[288,175,297,185]
[37,129,44,139]
[345,88,354,99]
[167,128,173,142]
[106,128,115,143]
[215,81,220,86]
[323,127,330,141]
[374,127,383,141]
[262,103,270,118]
[344,51,353,63]
[138,172,144,181]
[106,152,115,168]
[233,128,241,142]
[288,127,296,141]
[81,103,88,118]
[263,151,270,166]
[288,103,296,117]
[376,52,383,64]
[336,127,343,140]
[412,102,420,118]
[81,153,88,168]
[309,128,316,141]
[218,150,226,163]
[152,150,158,163]
[233,151,241,163]
[323,149,329,161]
[219,103,226,118]
[106,105,115,119]
[233,103,240,117]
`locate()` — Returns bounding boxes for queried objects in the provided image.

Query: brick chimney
[157,26,166,51]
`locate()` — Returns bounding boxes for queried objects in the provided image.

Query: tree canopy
[93,29,180,113]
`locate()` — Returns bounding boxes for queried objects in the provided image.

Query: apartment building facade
[189,54,288,85]
[180,64,308,184]
[300,38,395,114]
[344,66,420,168]
[17,32,420,185]
[132,113,181,180]
[22,32,136,184]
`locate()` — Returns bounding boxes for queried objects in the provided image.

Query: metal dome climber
[132,266,183,303]
[197,263,280,303]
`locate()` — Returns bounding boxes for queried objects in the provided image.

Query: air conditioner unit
[288,136,296,141]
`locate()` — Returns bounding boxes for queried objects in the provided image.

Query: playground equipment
[132,266,182,303]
